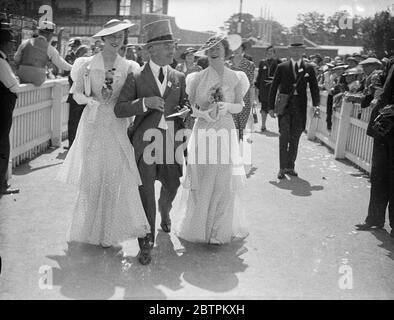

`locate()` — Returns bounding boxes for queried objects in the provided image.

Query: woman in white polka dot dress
[57,20,149,248]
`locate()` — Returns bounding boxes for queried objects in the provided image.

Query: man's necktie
[294,62,299,94]
[158,67,164,83]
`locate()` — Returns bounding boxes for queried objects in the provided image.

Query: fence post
[6,123,13,182]
[334,99,352,159]
[306,102,318,140]
[51,80,63,147]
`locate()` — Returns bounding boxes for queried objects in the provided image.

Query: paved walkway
[1,116,394,300]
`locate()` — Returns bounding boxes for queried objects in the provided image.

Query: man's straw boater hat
[194,33,242,56]
[143,19,177,46]
[92,19,135,38]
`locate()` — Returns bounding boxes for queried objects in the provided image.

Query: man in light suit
[115,20,189,265]
[268,37,320,179]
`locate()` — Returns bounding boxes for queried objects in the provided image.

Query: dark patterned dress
[229,57,255,140]
[175,62,203,77]
[176,62,203,130]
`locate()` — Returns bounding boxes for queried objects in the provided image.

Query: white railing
[306,91,374,173]
[8,78,70,176]
[7,81,374,178]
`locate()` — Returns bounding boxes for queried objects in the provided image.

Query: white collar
[0,50,7,59]
[88,52,123,71]
[149,59,167,75]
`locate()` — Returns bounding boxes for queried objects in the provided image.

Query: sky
[167,0,394,32]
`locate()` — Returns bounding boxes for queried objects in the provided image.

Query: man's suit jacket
[114,62,187,173]
[367,63,394,138]
[255,57,281,103]
[268,60,320,126]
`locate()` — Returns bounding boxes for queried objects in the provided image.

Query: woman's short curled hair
[101,30,126,43]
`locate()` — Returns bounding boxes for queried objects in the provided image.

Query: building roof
[319,45,363,56]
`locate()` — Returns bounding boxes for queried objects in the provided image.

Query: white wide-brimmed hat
[195,34,242,56]
[359,57,382,66]
[38,21,56,32]
[92,19,135,38]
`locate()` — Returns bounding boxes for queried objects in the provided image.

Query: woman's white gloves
[191,102,243,122]
[218,102,243,115]
[191,104,216,122]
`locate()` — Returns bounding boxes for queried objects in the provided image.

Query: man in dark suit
[255,45,281,131]
[355,58,394,237]
[115,20,189,265]
[0,29,20,196]
[268,38,320,179]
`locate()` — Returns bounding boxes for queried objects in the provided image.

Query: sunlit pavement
[1,115,394,300]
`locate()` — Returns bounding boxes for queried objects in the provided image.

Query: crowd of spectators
[302,51,392,131]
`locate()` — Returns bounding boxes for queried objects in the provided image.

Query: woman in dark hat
[175,47,202,76]
[65,45,92,149]
[57,19,149,248]
[175,47,202,130]
[228,39,255,140]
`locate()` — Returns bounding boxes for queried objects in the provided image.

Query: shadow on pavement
[13,162,63,176]
[56,150,68,160]
[372,229,394,261]
[269,176,324,197]
[255,130,279,138]
[246,166,258,179]
[336,158,370,177]
[46,232,248,299]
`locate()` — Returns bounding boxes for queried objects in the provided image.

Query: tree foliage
[291,11,364,46]
[224,10,367,47]
[224,13,288,46]
[361,11,394,58]
[225,13,255,38]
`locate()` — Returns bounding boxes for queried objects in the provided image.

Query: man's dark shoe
[160,221,171,233]
[137,248,152,265]
[261,127,266,132]
[277,170,286,180]
[285,169,298,177]
[1,187,20,195]
[355,223,384,230]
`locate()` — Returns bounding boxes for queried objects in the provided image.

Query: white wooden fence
[7,83,374,178]
[7,78,69,176]
[306,91,374,173]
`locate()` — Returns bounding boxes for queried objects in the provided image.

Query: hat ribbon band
[147,34,174,43]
